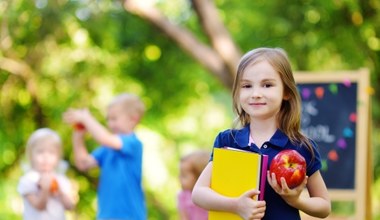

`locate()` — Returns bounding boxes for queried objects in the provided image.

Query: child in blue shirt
[192,48,331,219]
[63,93,146,220]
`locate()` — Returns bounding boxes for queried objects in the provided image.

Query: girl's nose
[251,87,262,98]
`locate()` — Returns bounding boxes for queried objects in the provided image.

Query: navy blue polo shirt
[210,124,322,220]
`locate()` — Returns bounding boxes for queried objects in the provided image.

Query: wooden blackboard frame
[295,69,371,220]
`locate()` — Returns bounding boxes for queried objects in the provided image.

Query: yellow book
[209,147,268,220]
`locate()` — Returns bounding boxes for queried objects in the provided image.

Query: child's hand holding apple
[268,149,307,189]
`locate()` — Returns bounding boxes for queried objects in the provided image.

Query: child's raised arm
[63,108,123,150]
[71,130,98,171]
[192,162,266,219]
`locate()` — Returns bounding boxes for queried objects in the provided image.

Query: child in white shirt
[18,128,75,220]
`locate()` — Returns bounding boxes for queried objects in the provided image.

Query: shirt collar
[234,124,289,148]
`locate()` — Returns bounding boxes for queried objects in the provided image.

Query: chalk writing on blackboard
[298,82,357,189]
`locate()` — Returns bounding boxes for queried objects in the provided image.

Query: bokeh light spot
[2,149,15,165]
[144,45,161,61]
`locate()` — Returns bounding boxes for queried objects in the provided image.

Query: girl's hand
[267,171,308,206]
[236,189,266,220]
[49,177,59,194]
[38,173,55,193]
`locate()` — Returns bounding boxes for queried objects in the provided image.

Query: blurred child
[63,93,146,220]
[178,150,209,220]
[17,128,75,220]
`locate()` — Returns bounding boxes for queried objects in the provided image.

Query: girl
[192,47,331,220]
[177,150,209,220]
[18,128,75,220]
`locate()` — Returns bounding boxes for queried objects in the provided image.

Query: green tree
[0,0,379,219]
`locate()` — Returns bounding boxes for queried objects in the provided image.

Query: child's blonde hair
[181,150,210,179]
[26,128,62,162]
[108,93,145,121]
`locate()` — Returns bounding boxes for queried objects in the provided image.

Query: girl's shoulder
[214,126,249,148]
[20,170,40,182]
[298,137,320,158]
[215,128,238,143]
[18,170,40,195]
[217,125,248,137]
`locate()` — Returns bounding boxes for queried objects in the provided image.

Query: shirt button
[263,144,268,149]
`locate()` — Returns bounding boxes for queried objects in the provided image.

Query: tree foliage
[0,0,379,219]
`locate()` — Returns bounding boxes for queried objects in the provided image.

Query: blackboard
[298,82,357,189]
[294,69,371,220]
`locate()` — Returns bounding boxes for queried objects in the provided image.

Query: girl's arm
[26,174,76,211]
[25,190,50,210]
[268,170,331,218]
[24,174,53,210]
[292,171,331,218]
[57,188,75,210]
[192,162,266,219]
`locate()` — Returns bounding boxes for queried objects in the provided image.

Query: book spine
[259,155,269,201]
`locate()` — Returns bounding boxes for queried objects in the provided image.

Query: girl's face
[31,138,60,173]
[239,60,285,121]
[179,160,197,191]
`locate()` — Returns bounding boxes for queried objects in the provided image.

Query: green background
[1,0,379,219]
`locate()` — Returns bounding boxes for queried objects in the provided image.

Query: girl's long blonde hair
[232,47,314,154]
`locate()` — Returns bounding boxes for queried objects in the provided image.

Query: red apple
[50,178,59,193]
[269,149,306,189]
[74,123,85,131]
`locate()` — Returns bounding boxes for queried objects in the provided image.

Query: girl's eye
[263,83,273,88]
[241,84,251,88]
